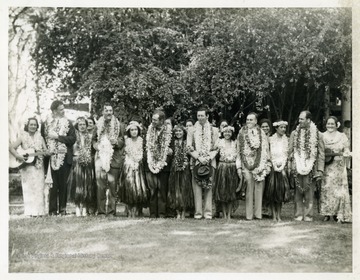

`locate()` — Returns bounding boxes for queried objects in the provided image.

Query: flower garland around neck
[269,133,288,172]
[291,121,318,193]
[124,136,143,171]
[292,121,318,176]
[239,126,270,181]
[76,130,92,166]
[173,139,188,172]
[45,115,70,170]
[146,123,172,174]
[96,115,120,172]
[219,139,237,163]
[22,131,44,169]
[193,121,213,157]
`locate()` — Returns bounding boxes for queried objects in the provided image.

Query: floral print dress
[320,131,352,222]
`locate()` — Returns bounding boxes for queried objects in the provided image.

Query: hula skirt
[264,169,290,205]
[213,162,239,203]
[167,165,194,211]
[67,158,96,207]
[119,162,149,207]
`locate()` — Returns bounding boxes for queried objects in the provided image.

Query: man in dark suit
[93,103,125,216]
[144,110,173,218]
[42,100,76,216]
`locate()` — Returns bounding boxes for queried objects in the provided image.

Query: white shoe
[75,207,81,217]
[304,216,313,222]
[294,216,303,221]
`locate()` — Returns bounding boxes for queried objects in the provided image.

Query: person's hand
[237,169,242,179]
[110,139,117,145]
[16,154,25,161]
[198,156,208,165]
[48,131,59,140]
[93,143,99,151]
[167,148,173,156]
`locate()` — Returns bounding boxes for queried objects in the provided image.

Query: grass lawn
[8,200,352,273]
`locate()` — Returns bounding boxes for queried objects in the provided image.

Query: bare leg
[271,205,276,221]
[222,203,227,219]
[227,203,232,220]
[277,204,282,221]
[176,210,181,219]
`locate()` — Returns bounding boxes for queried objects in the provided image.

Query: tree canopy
[25,8,351,129]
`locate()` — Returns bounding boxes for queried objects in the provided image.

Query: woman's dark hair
[87,116,96,124]
[220,125,236,140]
[185,119,194,125]
[126,126,141,138]
[173,125,187,140]
[74,117,88,130]
[24,117,39,132]
[50,100,64,112]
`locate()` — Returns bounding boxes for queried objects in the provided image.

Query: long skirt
[119,162,148,207]
[320,158,352,222]
[264,169,290,206]
[20,164,47,216]
[167,166,194,211]
[67,158,96,207]
[213,162,238,203]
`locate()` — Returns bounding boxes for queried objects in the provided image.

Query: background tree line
[9,7,351,132]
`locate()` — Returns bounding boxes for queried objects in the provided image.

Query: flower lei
[21,131,44,169]
[96,115,120,172]
[173,140,188,172]
[193,121,213,158]
[269,133,288,172]
[146,123,172,174]
[290,122,318,193]
[124,136,143,171]
[76,131,92,166]
[292,122,318,175]
[45,116,70,170]
[218,139,237,163]
[238,126,270,181]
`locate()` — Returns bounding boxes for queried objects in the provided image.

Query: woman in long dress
[265,120,290,222]
[118,121,148,218]
[167,125,194,219]
[9,117,49,217]
[213,125,241,220]
[67,117,96,216]
[320,116,352,223]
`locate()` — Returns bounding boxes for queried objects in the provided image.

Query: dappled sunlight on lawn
[170,230,196,235]
[85,219,149,232]
[257,225,316,249]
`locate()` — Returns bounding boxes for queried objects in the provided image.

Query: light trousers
[243,169,265,220]
[192,173,213,219]
[294,174,314,218]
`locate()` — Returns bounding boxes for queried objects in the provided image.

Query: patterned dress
[167,139,194,211]
[119,136,148,207]
[213,139,239,203]
[67,131,96,207]
[19,131,47,216]
[320,131,352,222]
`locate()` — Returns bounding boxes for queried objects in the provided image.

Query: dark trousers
[49,163,71,215]
[145,171,169,218]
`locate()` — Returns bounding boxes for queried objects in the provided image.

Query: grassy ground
[8,200,352,273]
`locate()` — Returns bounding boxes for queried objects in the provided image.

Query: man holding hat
[187,106,219,219]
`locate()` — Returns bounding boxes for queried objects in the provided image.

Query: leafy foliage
[29,8,351,128]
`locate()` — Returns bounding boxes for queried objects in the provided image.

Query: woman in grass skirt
[119,121,148,218]
[68,117,96,216]
[213,125,241,220]
[167,125,194,219]
[265,120,290,222]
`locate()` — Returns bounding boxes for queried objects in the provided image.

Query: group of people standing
[9,100,352,224]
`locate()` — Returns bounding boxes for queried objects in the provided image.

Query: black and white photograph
[2,0,359,276]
